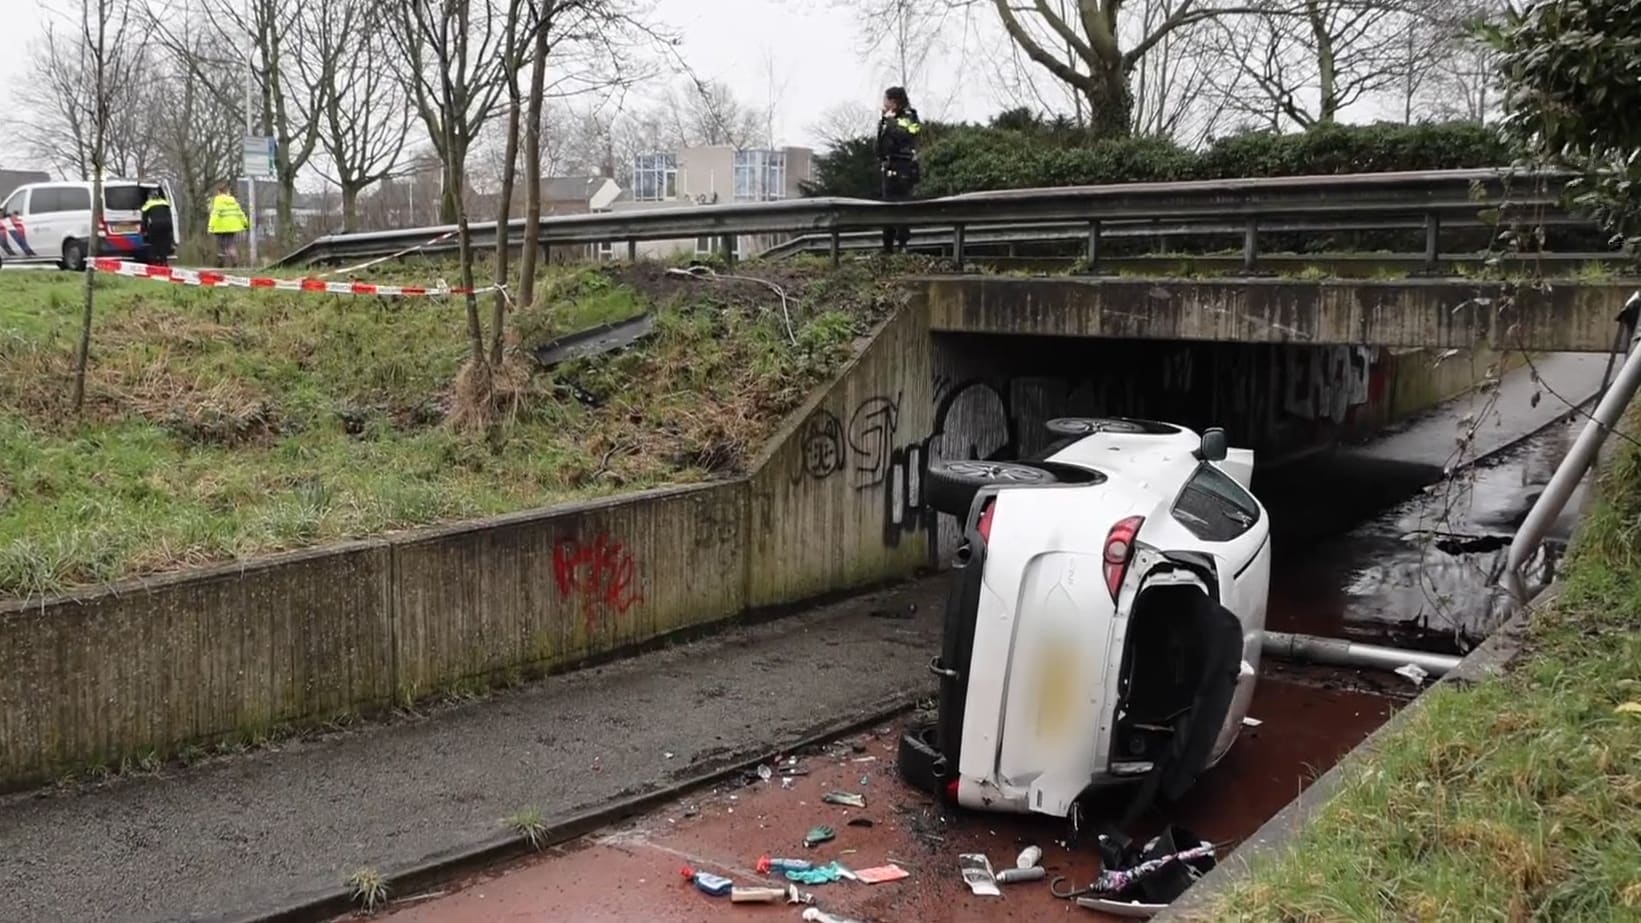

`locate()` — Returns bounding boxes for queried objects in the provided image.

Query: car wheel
[61,239,86,272]
[925,459,1058,516]
[1046,417,1179,437]
[897,719,947,796]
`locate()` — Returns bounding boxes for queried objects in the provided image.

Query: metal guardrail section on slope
[277,169,1583,270]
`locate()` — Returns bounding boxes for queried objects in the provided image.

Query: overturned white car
[898,418,1270,829]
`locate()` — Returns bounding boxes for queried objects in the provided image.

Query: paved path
[0,580,945,923]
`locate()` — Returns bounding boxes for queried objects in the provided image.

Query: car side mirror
[1196,428,1228,462]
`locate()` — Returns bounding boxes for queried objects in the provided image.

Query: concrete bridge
[922,276,1636,353]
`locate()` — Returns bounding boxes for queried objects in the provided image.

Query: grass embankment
[0,257,909,599]
[1193,413,1641,921]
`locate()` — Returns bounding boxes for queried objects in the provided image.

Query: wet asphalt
[0,582,945,923]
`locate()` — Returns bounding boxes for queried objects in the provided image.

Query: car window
[103,185,145,211]
[3,190,27,215]
[1171,463,1261,542]
[58,187,91,211]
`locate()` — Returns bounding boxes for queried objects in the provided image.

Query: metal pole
[245,0,257,266]
[1262,631,1462,677]
[1423,211,1440,272]
[1242,218,1258,273]
[1085,219,1100,271]
[952,223,966,269]
[1502,296,1641,603]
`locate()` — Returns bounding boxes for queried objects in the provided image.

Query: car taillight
[976,499,996,544]
[945,778,961,803]
[1103,516,1144,599]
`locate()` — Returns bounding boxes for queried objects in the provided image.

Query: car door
[27,187,66,263]
[0,187,36,261]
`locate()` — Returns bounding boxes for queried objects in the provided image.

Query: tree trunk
[518,22,550,311]
[1085,61,1133,138]
[451,155,484,364]
[491,85,523,365]
[1308,0,1338,124]
[342,183,361,232]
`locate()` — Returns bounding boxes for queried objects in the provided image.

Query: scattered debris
[757,763,774,782]
[823,791,867,808]
[1076,896,1169,918]
[1063,826,1217,907]
[998,866,1046,884]
[531,312,656,369]
[680,866,733,897]
[1241,716,1263,728]
[854,864,909,884]
[1394,663,1431,685]
[801,908,867,923]
[730,886,786,903]
[851,756,878,763]
[663,751,676,760]
[804,826,836,848]
[786,885,815,905]
[846,818,874,828]
[1017,845,1042,868]
[781,777,796,790]
[785,862,846,885]
[959,854,1001,897]
[833,862,860,882]
[758,856,813,875]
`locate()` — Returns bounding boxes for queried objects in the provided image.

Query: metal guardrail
[278,169,1589,272]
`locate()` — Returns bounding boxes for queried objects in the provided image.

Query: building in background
[0,168,51,203]
[607,145,814,260]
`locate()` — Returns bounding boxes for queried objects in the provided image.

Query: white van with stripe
[0,178,179,270]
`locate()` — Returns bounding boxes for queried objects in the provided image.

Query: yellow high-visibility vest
[208,194,249,234]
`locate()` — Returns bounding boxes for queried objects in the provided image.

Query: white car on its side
[897,418,1271,832]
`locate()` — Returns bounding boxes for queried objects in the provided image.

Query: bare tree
[665,79,767,148]
[1201,0,1439,129]
[298,0,409,230]
[1130,0,1231,143]
[148,29,242,230]
[811,100,880,146]
[72,0,140,414]
[1408,0,1501,122]
[8,25,156,178]
[832,0,954,89]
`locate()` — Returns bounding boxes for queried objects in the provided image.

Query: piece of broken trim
[530,312,656,368]
[1075,896,1169,918]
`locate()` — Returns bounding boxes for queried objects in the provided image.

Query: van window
[1171,463,1261,542]
[58,187,91,211]
[103,185,145,211]
[2,190,27,216]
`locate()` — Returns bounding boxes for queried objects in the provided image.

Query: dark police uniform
[876,106,922,252]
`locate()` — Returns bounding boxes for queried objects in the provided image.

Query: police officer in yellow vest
[208,183,250,267]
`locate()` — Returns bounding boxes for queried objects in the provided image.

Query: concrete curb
[1155,593,1543,920]
[212,693,924,923]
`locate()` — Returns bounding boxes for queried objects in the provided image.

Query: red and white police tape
[91,258,497,298]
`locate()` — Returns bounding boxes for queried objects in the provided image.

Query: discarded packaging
[823,791,867,808]
[801,908,868,923]
[998,866,1046,884]
[855,864,909,884]
[804,825,836,848]
[1017,845,1043,868]
[833,862,860,882]
[1394,663,1430,685]
[959,854,1001,897]
[758,856,813,874]
[757,763,774,782]
[786,885,815,905]
[730,886,786,903]
[680,866,733,897]
[1241,716,1263,728]
[785,862,846,885]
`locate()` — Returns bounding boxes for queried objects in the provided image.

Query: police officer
[876,86,922,254]
[140,187,175,266]
[208,183,250,267]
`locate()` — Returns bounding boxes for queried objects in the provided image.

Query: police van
[0,178,179,270]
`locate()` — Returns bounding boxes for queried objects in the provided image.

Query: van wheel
[61,239,86,272]
[925,460,1057,517]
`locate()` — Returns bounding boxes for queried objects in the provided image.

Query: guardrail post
[721,233,737,268]
[953,224,966,270]
[1423,212,1440,272]
[1086,219,1101,272]
[829,230,841,268]
[1242,219,1259,273]
[627,239,637,262]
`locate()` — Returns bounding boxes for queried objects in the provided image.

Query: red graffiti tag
[553,535,643,629]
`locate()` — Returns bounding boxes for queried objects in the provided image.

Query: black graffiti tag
[849,397,900,489]
[796,409,845,481]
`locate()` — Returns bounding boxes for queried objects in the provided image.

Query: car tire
[61,239,86,272]
[897,719,947,796]
[1046,417,1179,437]
[924,459,1058,516]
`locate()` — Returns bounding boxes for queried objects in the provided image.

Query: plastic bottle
[998,866,1046,884]
[680,866,733,896]
[757,855,814,874]
[1017,845,1042,869]
[730,886,786,903]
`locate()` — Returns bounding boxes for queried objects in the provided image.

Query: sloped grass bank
[1191,412,1641,921]
[0,257,912,599]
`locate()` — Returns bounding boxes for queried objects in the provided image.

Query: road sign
[242,135,276,180]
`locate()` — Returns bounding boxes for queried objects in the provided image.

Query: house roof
[540,176,612,201]
[0,169,51,200]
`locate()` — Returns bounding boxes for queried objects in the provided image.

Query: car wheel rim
[945,461,1043,482]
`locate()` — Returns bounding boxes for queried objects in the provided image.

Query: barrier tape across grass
[91,258,497,298]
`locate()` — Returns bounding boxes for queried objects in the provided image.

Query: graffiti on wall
[849,396,901,489]
[1283,346,1375,423]
[553,535,643,632]
[795,410,845,482]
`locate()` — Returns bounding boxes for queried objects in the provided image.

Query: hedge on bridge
[802,117,1512,199]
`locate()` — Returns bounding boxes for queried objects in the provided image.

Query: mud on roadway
[349,659,1405,923]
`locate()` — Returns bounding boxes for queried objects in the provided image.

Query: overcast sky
[0,0,1006,175]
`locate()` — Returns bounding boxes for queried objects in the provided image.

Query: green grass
[0,259,907,599]
[1190,412,1641,922]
